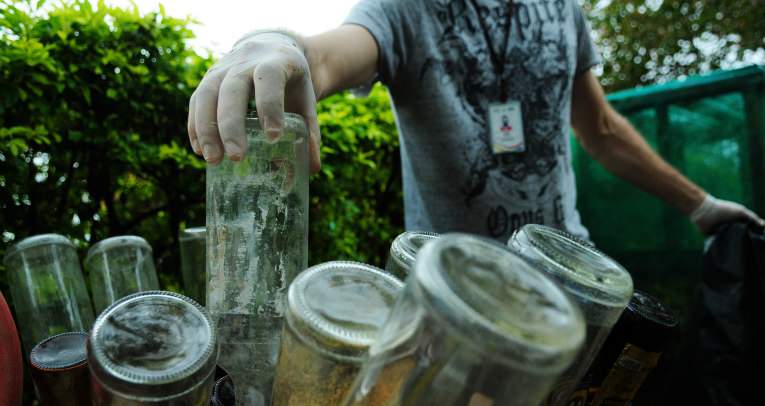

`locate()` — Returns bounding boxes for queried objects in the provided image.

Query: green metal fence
[573,65,765,315]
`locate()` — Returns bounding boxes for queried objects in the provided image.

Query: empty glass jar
[385,231,439,280]
[88,291,218,405]
[3,234,95,352]
[206,112,309,406]
[85,235,160,314]
[273,261,404,406]
[179,226,206,305]
[508,224,634,406]
[343,233,586,406]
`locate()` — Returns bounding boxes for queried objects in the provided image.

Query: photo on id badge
[489,101,525,154]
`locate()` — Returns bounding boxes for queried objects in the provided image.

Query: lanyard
[468,0,515,101]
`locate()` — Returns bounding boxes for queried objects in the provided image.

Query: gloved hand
[187,31,321,172]
[690,194,765,234]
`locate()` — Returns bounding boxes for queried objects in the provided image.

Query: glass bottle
[507,224,634,406]
[343,233,586,406]
[179,226,206,305]
[84,235,160,314]
[87,291,218,405]
[273,261,404,406]
[584,290,677,406]
[29,331,90,406]
[206,112,309,406]
[3,234,95,352]
[384,231,439,280]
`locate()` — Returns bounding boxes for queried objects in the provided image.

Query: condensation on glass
[343,233,586,406]
[206,112,309,406]
[384,231,440,280]
[507,224,634,406]
[273,261,404,406]
[84,235,160,314]
[88,291,218,405]
[30,331,90,406]
[179,226,206,305]
[3,234,95,352]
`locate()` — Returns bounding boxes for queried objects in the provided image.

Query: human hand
[187,31,321,172]
[690,194,765,234]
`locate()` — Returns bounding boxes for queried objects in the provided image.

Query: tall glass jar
[206,112,309,406]
[179,227,206,305]
[84,235,160,314]
[273,261,404,406]
[384,231,439,280]
[3,234,95,352]
[507,224,634,406]
[343,233,586,406]
[88,291,218,405]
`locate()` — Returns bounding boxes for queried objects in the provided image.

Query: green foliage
[0,0,213,294]
[311,86,403,267]
[583,0,765,91]
[0,1,402,301]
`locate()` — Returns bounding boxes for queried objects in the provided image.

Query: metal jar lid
[30,331,88,371]
[286,261,404,362]
[415,233,586,374]
[389,231,440,273]
[510,224,633,310]
[88,291,218,399]
[3,233,75,265]
[179,227,205,241]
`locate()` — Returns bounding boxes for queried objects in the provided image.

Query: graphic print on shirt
[419,0,576,238]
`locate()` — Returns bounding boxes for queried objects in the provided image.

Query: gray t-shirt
[345,0,601,241]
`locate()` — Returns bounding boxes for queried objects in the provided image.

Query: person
[186,0,764,241]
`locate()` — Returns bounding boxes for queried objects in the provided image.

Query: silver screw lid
[88,291,218,399]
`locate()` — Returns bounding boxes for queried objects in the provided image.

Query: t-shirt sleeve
[572,3,601,76]
[344,0,411,86]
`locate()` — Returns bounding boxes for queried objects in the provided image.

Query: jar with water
[206,112,309,405]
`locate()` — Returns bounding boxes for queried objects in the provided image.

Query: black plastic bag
[670,222,765,406]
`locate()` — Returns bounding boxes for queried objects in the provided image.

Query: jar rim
[179,227,205,240]
[3,233,75,265]
[88,291,218,398]
[413,233,586,373]
[85,236,152,263]
[389,231,440,273]
[286,261,404,361]
[511,224,633,308]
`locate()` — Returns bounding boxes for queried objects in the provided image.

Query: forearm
[580,107,706,215]
[304,25,379,100]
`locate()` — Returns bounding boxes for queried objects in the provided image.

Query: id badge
[488,101,525,154]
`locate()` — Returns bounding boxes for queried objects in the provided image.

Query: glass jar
[88,291,218,405]
[3,234,95,352]
[507,224,633,406]
[343,233,586,406]
[29,331,90,406]
[84,235,160,314]
[206,112,309,406]
[179,226,206,305]
[273,261,404,406]
[585,290,677,406]
[384,231,439,280]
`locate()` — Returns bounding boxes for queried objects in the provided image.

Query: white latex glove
[187,31,321,172]
[690,194,765,234]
